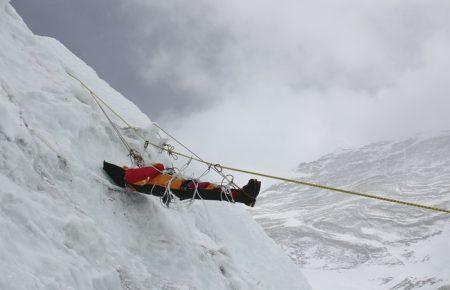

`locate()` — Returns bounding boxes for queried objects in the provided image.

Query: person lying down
[103,161,261,207]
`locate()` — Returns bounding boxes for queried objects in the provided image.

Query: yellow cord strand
[67,72,450,214]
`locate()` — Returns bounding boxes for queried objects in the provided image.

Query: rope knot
[163,143,178,160]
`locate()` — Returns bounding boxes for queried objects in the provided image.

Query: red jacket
[124,163,165,184]
[124,163,215,191]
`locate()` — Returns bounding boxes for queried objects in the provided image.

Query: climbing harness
[67,72,450,214]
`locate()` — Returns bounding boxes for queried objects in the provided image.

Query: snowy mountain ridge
[0,2,310,289]
[252,133,450,289]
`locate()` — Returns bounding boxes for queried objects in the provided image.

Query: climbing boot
[236,179,261,207]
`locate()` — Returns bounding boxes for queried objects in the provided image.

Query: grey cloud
[11,0,232,119]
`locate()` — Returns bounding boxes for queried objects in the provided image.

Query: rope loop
[220,174,235,203]
[213,163,223,173]
[220,174,234,187]
[160,167,183,207]
[185,165,214,206]
[162,143,178,160]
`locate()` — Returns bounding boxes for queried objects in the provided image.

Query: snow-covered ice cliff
[252,134,450,290]
[0,2,311,289]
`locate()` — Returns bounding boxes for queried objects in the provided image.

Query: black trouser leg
[132,184,234,202]
[175,188,234,202]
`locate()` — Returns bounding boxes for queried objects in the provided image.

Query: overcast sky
[11,0,450,183]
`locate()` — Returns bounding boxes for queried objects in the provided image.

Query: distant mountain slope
[0,2,310,289]
[252,133,450,290]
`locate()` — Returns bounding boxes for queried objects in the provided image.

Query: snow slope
[252,134,450,290]
[0,2,311,289]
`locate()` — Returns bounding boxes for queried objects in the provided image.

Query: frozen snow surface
[252,133,450,290]
[0,2,311,290]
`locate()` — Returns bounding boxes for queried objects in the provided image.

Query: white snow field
[252,133,450,290]
[0,2,311,289]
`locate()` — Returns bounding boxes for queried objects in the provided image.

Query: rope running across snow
[67,72,450,215]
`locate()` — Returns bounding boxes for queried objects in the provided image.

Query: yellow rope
[67,72,450,214]
[68,72,146,166]
[217,166,450,214]
[67,72,134,127]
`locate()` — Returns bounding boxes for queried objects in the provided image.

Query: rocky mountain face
[252,133,450,290]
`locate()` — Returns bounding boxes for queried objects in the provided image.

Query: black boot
[236,179,261,207]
